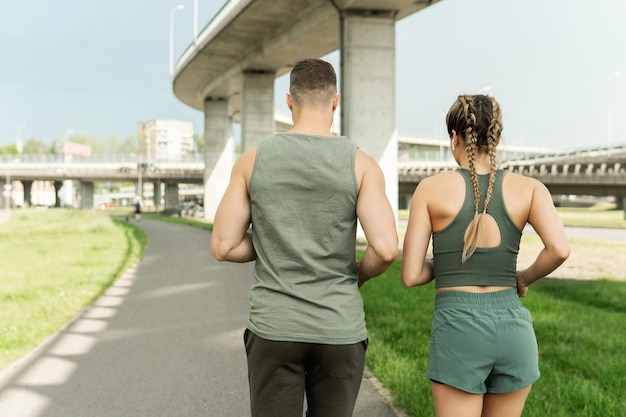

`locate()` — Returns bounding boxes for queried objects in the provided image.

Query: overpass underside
[398,159,626,214]
[173,0,442,221]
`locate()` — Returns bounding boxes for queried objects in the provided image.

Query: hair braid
[459,95,482,262]
[483,97,502,214]
[460,96,480,214]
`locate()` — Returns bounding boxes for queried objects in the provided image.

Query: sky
[1,0,625,151]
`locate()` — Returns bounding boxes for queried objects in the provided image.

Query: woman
[401,94,570,417]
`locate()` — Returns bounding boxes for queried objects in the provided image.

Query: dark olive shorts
[426,288,540,394]
[243,329,367,417]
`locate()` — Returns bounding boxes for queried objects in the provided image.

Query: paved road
[0,219,403,417]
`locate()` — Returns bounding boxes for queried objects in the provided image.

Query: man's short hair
[289,58,337,108]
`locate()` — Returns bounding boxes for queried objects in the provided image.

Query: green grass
[556,207,626,228]
[400,207,626,229]
[1,206,624,417]
[142,213,213,231]
[0,209,145,370]
[360,267,626,417]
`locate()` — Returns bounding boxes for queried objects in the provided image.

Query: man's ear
[286,92,293,111]
[332,94,340,111]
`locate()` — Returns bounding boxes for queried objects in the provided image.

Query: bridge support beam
[0,178,10,209]
[153,181,161,211]
[53,181,62,208]
[22,180,33,207]
[80,181,94,209]
[164,183,179,213]
[241,71,275,150]
[618,197,626,219]
[203,97,234,222]
[341,11,398,221]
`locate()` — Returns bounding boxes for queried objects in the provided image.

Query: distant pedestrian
[211,58,398,417]
[134,200,141,221]
[401,94,570,417]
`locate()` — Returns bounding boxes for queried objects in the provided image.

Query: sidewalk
[0,218,405,417]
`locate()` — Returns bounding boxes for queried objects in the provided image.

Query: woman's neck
[457,153,491,174]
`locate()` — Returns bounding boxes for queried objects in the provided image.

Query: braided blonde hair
[446,95,503,262]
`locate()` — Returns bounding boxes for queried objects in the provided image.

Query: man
[211,58,398,417]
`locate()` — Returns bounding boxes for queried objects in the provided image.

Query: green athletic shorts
[426,288,540,394]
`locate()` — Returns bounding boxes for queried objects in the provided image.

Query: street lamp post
[169,4,186,78]
[63,129,74,207]
[193,0,198,42]
[16,122,26,154]
[3,174,11,213]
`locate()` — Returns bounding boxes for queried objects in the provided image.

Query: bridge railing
[506,142,626,164]
[0,153,205,164]
[399,159,626,181]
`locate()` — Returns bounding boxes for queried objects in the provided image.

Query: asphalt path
[0,219,402,417]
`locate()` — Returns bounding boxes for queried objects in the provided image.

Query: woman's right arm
[517,179,570,296]
[401,180,435,287]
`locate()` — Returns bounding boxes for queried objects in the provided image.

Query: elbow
[400,274,412,288]
[380,245,398,265]
[211,247,228,262]
[400,270,419,288]
[554,242,571,263]
[379,244,399,266]
[210,238,229,262]
[544,241,570,267]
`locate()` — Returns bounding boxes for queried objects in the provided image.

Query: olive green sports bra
[432,169,521,288]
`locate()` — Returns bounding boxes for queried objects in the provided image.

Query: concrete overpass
[1,142,625,213]
[172,0,442,220]
[398,143,626,210]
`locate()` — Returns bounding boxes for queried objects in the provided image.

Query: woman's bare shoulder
[415,170,464,197]
[503,171,544,190]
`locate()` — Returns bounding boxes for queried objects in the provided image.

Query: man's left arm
[211,148,257,263]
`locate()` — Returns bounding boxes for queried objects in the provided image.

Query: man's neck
[289,110,336,137]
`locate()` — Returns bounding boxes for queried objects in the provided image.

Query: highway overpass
[1,142,625,213]
[172,0,442,220]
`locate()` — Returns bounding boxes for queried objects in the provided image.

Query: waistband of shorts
[434,288,520,310]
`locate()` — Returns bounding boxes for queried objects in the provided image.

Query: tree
[22,137,49,154]
[194,133,204,153]
[68,134,104,155]
[119,133,140,155]
[0,143,18,155]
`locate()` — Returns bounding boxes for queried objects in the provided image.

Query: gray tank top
[247,133,366,344]
[432,169,521,288]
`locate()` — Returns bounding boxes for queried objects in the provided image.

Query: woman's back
[423,169,535,236]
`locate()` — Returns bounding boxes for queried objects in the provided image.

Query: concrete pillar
[54,181,63,208]
[22,181,33,207]
[617,197,626,219]
[80,181,94,209]
[164,183,179,213]
[153,181,161,211]
[0,178,8,209]
[341,11,398,221]
[241,71,275,150]
[203,98,234,222]
[135,181,144,202]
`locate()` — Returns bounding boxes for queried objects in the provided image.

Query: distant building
[138,119,194,161]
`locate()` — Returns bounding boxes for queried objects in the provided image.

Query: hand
[516,270,529,297]
[356,260,366,288]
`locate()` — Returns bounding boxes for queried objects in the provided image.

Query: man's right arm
[355,150,398,286]
[211,148,257,263]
